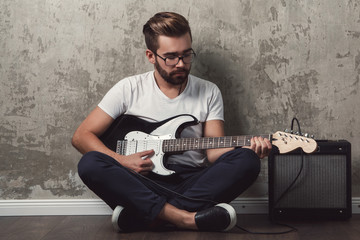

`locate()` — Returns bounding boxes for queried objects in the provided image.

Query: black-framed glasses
[154,51,196,66]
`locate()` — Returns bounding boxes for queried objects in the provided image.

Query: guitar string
[163,135,270,152]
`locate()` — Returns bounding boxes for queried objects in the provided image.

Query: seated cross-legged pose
[72,11,272,232]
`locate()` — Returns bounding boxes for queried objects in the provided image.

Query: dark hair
[143,12,192,52]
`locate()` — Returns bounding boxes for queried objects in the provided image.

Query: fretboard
[162,134,271,153]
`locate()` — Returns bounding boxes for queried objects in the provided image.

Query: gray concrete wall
[1,0,359,200]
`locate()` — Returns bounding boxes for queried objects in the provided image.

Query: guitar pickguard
[120,131,173,175]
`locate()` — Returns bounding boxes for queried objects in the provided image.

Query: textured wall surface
[1,0,359,200]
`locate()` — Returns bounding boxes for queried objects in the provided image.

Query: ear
[146,49,156,64]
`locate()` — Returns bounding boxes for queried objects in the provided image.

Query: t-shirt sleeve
[206,84,224,121]
[98,79,130,119]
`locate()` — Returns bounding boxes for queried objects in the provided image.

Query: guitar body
[100,114,199,175]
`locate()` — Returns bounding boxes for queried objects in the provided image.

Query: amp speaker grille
[269,140,351,220]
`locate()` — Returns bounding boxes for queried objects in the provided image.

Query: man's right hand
[115,149,155,175]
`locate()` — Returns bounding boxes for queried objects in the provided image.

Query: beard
[155,60,190,86]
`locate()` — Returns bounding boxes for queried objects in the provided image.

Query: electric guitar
[100,114,317,176]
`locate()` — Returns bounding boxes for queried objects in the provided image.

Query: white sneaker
[111,205,125,232]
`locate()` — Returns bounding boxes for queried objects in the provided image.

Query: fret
[162,134,271,153]
[179,138,183,151]
[183,138,188,151]
[168,139,173,152]
[164,139,168,152]
[187,138,191,150]
[232,136,237,147]
[219,137,225,148]
[235,136,241,147]
[175,138,179,151]
[209,137,214,148]
[194,138,199,149]
[191,138,195,149]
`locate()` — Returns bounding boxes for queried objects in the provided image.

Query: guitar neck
[162,134,271,153]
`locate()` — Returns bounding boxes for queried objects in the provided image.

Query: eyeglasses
[154,51,196,66]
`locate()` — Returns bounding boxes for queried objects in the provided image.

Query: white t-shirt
[98,71,224,167]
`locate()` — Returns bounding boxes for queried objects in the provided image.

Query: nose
[175,57,186,67]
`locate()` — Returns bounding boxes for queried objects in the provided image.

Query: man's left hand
[244,136,272,159]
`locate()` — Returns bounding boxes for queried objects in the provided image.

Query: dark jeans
[78,148,260,227]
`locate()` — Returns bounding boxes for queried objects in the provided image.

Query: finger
[259,137,269,158]
[140,165,153,172]
[141,158,154,168]
[139,161,154,175]
[250,137,256,151]
[265,138,272,150]
[255,136,268,158]
[138,149,155,158]
[254,137,262,155]
[262,137,271,155]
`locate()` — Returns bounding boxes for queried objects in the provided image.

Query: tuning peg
[311,135,315,139]
[304,133,309,137]
[284,129,289,133]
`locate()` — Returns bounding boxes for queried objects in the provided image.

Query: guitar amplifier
[268,140,352,220]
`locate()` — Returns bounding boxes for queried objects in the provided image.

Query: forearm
[71,130,121,161]
[71,129,154,174]
[203,120,233,164]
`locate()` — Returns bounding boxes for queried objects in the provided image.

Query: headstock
[272,131,317,154]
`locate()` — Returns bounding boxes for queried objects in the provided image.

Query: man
[72,12,271,232]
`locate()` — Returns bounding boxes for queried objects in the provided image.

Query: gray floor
[1,214,359,240]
